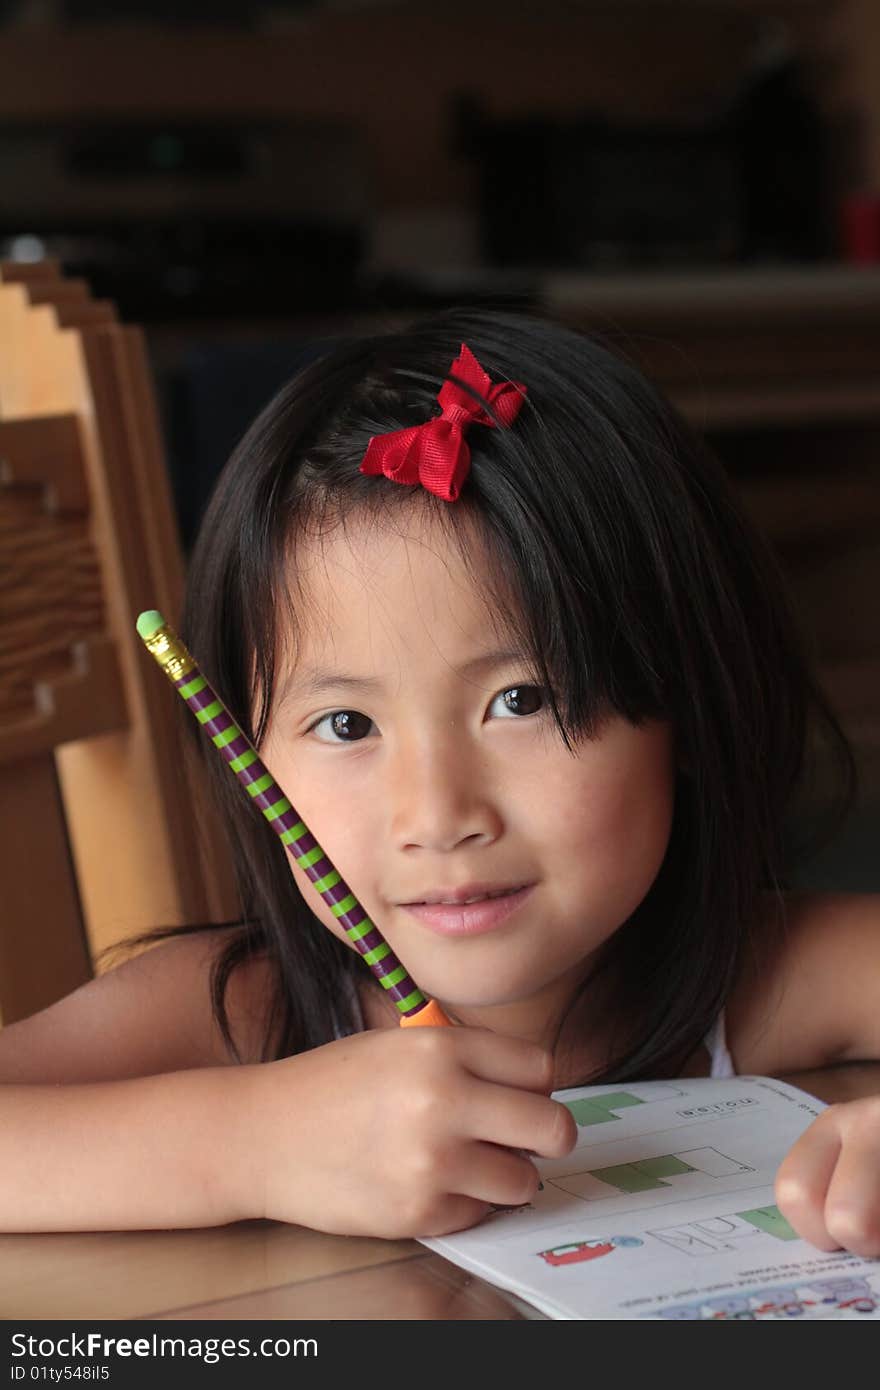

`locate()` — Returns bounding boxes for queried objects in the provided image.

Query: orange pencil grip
[399,998,454,1028]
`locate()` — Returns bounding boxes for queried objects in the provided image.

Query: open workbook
[421,1077,880,1319]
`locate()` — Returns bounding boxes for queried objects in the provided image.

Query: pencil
[136,609,450,1028]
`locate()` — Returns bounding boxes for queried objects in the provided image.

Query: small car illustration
[538,1239,616,1266]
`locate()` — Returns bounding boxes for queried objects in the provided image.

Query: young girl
[1,307,878,1254]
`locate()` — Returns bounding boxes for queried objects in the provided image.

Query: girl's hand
[246,1025,577,1239]
[775,1098,880,1256]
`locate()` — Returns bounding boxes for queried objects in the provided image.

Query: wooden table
[2,1065,878,1321]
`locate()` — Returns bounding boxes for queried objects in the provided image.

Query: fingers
[775,1118,843,1251]
[384,1143,540,1240]
[775,1101,880,1256]
[442,1142,543,1215]
[390,1146,539,1240]
[460,1075,578,1159]
[419,1194,493,1237]
[400,1025,576,1158]
[445,1026,556,1095]
[822,1136,880,1257]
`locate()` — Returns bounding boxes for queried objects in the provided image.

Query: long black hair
[158,305,854,1079]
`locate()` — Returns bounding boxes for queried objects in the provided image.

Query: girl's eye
[489,685,545,718]
[308,685,545,744]
[310,710,375,743]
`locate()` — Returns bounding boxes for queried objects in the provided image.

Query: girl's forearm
[0,1066,260,1233]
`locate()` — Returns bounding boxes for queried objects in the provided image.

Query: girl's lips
[402,884,535,936]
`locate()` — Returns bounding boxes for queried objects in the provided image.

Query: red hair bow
[359,343,527,502]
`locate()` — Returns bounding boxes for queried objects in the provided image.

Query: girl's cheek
[286,857,356,948]
[559,734,675,876]
[262,738,378,946]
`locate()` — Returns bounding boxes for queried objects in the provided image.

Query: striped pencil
[136,609,450,1028]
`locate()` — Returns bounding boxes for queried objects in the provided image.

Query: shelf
[542,266,880,324]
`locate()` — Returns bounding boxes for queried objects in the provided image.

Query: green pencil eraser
[136,609,166,639]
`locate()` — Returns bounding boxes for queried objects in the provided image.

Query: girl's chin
[414,982,551,1019]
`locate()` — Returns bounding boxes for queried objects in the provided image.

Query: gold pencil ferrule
[142,624,197,683]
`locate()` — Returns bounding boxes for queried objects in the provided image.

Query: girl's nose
[388,738,501,852]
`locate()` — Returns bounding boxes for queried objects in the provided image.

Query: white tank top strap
[703,1008,736,1078]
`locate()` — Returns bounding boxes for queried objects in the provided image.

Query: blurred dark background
[2,0,879,890]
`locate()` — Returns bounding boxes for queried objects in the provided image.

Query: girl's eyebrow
[289,648,527,699]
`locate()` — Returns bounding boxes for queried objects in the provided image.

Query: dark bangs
[181,307,855,1076]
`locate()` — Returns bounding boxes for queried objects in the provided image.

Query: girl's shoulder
[725,889,880,1076]
[0,927,275,1083]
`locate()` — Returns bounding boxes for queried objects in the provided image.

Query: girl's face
[261,508,675,1044]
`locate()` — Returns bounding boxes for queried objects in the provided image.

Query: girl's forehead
[294,511,494,613]
[279,508,515,663]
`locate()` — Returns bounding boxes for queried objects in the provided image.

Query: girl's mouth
[402,884,535,937]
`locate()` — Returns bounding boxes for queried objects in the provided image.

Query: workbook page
[422,1077,880,1319]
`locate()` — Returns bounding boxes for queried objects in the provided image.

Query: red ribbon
[359,343,527,501]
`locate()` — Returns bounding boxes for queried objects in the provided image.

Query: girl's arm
[0,934,576,1238]
[0,931,273,1233]
[0,1063,259,1232]
[0,929,270,1084]
[726,890,880,1075]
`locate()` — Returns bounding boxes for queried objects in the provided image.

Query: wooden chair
[0,261,238,1026]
